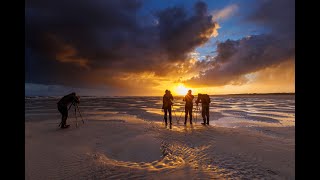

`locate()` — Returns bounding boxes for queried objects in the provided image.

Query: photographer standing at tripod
[57,92,80,129]
[195,93,211,125]
[183,90,194,125]
[162,90,173,126]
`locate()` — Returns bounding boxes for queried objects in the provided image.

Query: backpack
[201,94,210,104]
[163,95,173,108]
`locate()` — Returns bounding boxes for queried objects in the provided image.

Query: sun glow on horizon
[174,84,189,95]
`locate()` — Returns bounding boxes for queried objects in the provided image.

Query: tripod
[171,104,178,123]
[172,103,184,124]
[194,105,200,124]
[73,102,85,127]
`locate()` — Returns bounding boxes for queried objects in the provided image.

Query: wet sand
[25,96,294,179]
[25,119,294,179]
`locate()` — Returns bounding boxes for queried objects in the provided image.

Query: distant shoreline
[210,92,295,96]
[25,92,295,98]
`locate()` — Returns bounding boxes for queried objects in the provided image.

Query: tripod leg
[76,105,85,124]
[172,105,178,123]
[194,107,196,124]
[75,106,78,127]
[179,110,183,122]
[196,107,198,124]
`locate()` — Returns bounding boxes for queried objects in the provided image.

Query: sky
[25,0,295,96]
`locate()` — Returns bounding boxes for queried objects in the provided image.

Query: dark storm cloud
[26,0,219,87]
[248,0,295,35]
[157,1,218,61]
[185,0,295,87]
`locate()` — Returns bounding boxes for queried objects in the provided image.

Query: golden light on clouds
[78,57,294,96]
[48,34,90,69]
[56,45,90,69]
[153,59,295,96]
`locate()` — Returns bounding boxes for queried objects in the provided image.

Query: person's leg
[58,104,63,126]
[206,106,210,124]
[202,107,206,124]
[164,108,168,126]
[184,106,188,124]
[58,104,66,127]
[61,115,67,126]
[189,107,193,124]
[168,107,172,125]
[59,106,68,128]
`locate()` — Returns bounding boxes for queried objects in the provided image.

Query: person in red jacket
[57,92,80,128]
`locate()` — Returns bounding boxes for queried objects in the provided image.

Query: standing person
[57,92,80,129]
[162,90,173,126]
[183,90,194,125]
[195,93,211,125]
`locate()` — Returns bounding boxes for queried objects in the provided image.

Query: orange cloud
[193,59,295,95]
[251,59,295,88]
[47,34,90,69]
[55,45,90,69]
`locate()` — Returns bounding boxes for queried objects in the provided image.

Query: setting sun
[174,84,189,95]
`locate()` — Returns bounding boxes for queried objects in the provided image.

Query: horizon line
[25,92,295,97]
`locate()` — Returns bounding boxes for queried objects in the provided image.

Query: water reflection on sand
[25,94,295,128]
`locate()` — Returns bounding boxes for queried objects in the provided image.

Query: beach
[25,95,295,179]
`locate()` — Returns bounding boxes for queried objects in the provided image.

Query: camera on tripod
[70,96,84,127]
[71,100,79,106]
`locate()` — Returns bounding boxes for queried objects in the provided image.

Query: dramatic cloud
[26,0,295,95]
[211,4,238,21]
[252,60,295,87]
[185,0,295,87]
[26,0,219,89]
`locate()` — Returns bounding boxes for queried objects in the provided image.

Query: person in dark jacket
[162,90,174,126]
[57,92,80,128]
[195,93,211,125]
[183,90,194,125]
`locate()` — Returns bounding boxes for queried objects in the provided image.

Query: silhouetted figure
[162,90,173,126]
[57,92,80,128]
[195,93,211,125]
[183,90,194,125]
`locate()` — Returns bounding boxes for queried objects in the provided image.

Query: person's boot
[60,122,64,128]
[61,123,70,129]
[201,118,206,125]
[61,116,68,128]
[63,124,70,128]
